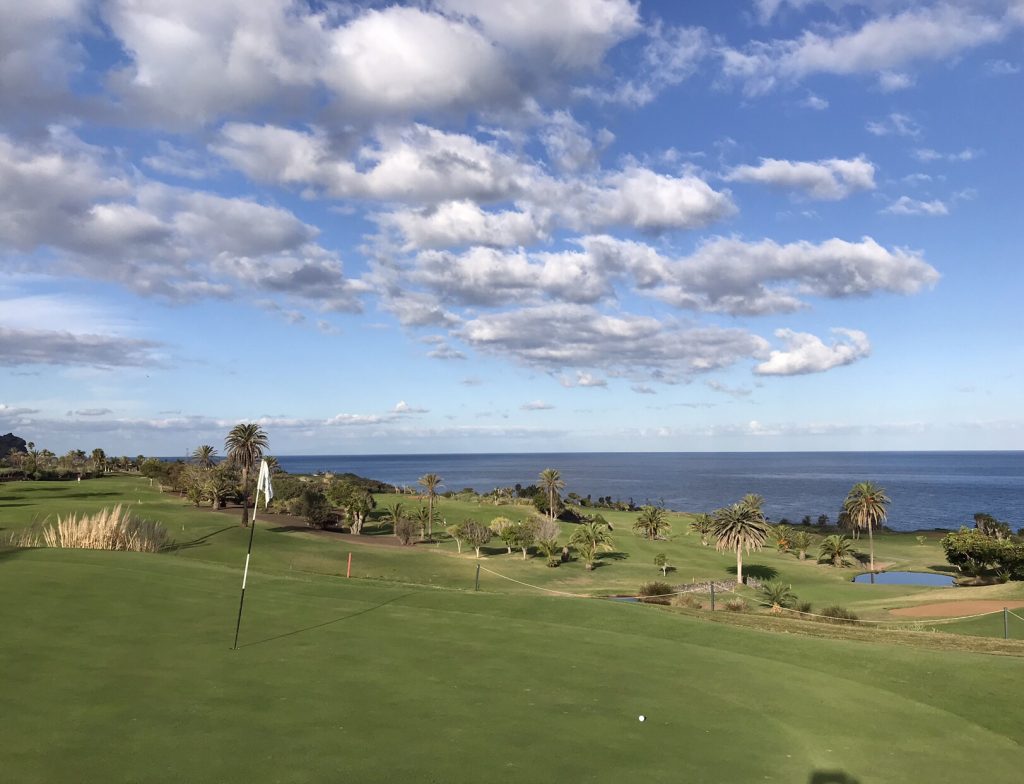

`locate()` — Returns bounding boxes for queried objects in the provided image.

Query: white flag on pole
[256,459,274,508]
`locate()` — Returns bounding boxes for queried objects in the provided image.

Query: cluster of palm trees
[685,482,890,584]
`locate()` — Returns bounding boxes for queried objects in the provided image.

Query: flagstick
[231,478,263,651]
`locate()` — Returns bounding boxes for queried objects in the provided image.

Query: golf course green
[3,476,1024,782]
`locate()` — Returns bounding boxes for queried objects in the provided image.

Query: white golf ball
[638,715,646,722]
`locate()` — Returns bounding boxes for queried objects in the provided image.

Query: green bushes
[637,581,674,605]
[818,605,860,624]
[724,598,747,612]
[760,580,797,609]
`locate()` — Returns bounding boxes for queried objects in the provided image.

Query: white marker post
[232,459,273,650]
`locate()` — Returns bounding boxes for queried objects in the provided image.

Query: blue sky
[1,0,1022,456]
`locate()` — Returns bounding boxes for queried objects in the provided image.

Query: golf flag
[256,459,273,508]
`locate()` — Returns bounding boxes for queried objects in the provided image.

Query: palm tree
[791,530,816,561]
[224,423,269,526]
[843,481,890,572]
[633,505,671,540]
[538,468,565,521]
[689,513,714,546]
[383,501,404,538]
[264,455,281,474]
[192,445,217,469]
[417,473,442,540]
[712,501,771,585]
[90,448,106,473]
[818,534,857,567]
[568,521,613,570]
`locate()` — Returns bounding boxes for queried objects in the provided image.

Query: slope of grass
[2,547,1024,784]
[4,476,1023,625]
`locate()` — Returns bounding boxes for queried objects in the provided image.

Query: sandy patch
[891,600,1024,618]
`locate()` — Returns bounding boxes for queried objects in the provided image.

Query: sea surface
[274,451,1024,532]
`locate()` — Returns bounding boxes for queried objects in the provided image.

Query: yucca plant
[760,580,797,610]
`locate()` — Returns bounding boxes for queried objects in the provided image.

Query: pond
[852,571,956,586]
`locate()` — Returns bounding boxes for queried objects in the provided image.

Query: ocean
[274,451,1024,533]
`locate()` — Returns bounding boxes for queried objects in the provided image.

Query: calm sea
[275,452,1024,533]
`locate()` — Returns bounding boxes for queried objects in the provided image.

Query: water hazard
[852,571,955,586]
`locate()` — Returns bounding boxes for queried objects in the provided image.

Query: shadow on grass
[809,771,860,784]
[598,551,630,562]
[929,564,959,573]
[165,525,237,552]
[0,495,25,501]
[727,563,778,580]
[239,592,414,649]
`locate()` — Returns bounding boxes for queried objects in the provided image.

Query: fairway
[3,547,1024,783]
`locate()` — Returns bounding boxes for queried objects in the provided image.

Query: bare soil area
[891,600,1024,618]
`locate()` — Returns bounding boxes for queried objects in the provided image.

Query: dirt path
[890,600,1024,618]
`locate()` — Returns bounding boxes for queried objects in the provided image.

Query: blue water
[274,451,1024,533]
[853,571,956,586]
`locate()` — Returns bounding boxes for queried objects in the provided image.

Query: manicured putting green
[2,548,1023,783]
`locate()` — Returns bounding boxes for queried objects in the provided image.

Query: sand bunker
[891,600,1024,618]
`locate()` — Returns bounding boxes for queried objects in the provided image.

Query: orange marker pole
[346,552,352,579]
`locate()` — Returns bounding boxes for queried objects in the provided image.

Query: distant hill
[0,433,27,455]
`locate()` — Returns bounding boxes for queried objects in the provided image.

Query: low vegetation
[11,505,168,552]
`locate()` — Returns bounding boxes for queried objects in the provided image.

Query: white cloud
[986,58,1021,74]
[755,327,871,375]
[217,122,736,237]
[560,371,609,388]
[883,196,949,216]
[438,0,640,70]
[378,201,547,251]
[877,70,915,91]
[913,147,979,162]
[393,401,428,415]
[801,92,829,110]
[865,112,921,137]
[722,5,1012,94]
[460,303,770,380]
[322,6,514,117]
[724,156,876,200]
[521,400,555,410]
[0,129,364,310]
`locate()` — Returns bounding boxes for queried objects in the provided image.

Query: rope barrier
[476,565,740,600]
[1007,610,1024,623]
[752,601,1009,627]
[475,566,591,598]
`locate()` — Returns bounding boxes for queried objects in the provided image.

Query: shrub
[819,605,860,624]
[637,581,674,605]
[795,601,813,614]
[298,487,332,529]
[394,517,417,545]
[724,598,747,612]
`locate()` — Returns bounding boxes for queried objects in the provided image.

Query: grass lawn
[4,476,1024,782]
[3,548,1024,783]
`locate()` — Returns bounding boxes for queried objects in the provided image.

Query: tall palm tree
[538,468,566,521]
[418,473,442,540]
[568,521,613,570]
[633,505,671,540]
[192,445,217,469]
[712,501,771,585]
[224,423,269,526]
[90,448,106,473]
[843,481,890,572]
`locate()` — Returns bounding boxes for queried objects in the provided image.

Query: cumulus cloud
[883,196,949,216]
[378,201,547,251]
[755,327,871,375]
[560,371,609,388]
[216,122,736,237]
[460,303,770,380]
[801,92,829,110]
[0,327,164,368]
[722,4,1012,94]
[724,156,875,200]
[0,130,365,310]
